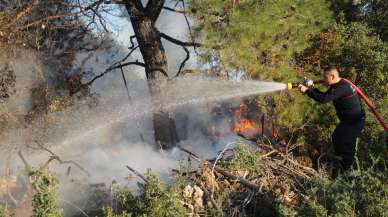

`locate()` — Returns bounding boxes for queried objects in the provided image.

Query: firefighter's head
[323,66,340,85]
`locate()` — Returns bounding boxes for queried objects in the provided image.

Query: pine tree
[188,0,333,81]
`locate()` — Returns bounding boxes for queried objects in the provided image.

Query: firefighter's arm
[305,86,342,103]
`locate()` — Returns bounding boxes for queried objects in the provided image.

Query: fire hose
[287,78,388,133]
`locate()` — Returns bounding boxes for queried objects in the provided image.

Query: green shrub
[0,205,8,217]
[103,207,132,217]
[298,166,388,217]
[107,169,188,217]
[223,144,264,177]
[27,167,62,217]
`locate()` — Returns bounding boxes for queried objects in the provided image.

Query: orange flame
[233,104,262,139]
[234,118,261,139]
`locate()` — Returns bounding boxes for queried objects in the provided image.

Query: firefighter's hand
[298,84,309,93]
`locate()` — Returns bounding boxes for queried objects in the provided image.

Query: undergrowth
[0,204,7,217]
[297,164,388,217]
[105,169,188,217]
[27,167,62,217]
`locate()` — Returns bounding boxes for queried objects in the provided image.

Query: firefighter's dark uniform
[306,78,365,172]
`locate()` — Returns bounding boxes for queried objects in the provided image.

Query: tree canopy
[189,0,333,80]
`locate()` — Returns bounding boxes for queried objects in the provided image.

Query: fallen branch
[261,143,319,177]
[202,187,221,213]
[177,146,261,191]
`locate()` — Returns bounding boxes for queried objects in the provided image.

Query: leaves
[27,168,62,217]
[189,0,333,78]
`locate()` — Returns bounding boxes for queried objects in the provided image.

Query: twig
[34,142,90,176]
[262,150,277,158]
[18,151,30,168]
[75,60,145,92]
[202,187,221,213]
[126,166,147,183]
[178,146,262,191]
[162,6,185,14]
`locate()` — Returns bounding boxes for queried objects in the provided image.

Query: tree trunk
[126,0,178,149]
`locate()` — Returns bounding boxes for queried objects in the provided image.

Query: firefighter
[298,66,365,177]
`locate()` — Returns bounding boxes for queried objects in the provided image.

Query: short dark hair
[323,66,338,73]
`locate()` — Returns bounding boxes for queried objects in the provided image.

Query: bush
[27,167,62,217]
[106,169,188,217]
[0,205,8,217]
[298,165,388,217]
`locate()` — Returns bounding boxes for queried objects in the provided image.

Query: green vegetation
[104,169,188,217]
[0,204,7,217]
[27,167,62,217]
[189,0,333,81]
[299,166,388,217]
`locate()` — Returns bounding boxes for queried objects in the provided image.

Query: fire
[233,104,261,140]
[233,102,279,140]
[234,118,261,140]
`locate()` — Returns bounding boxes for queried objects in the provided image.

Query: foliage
[103,207,132,217]
[106,169,188,217]
[296,22,387,100]
[328,0,388,41]
[27,167,62,217]
[189,0,333,80]
[223,144,263,177]
[0,205,7,217]
[298,165,388,217]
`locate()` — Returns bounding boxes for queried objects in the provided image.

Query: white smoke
[0,1,283,215]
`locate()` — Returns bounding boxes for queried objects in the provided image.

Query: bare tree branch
[129,35,137,49]
[10,0,40,26]
[18,151,30,168]
[14,12,78,31]
[159,32,201,76]
[126,165,147,183]
[160,32,202,47]
[83,60,146,88]
[177,45,190,76]
[162,6,185,14]
[34,142,90,176]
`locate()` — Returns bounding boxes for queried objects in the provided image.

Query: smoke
[0,1,284,215]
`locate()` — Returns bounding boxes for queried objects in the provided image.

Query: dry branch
[126,165,147,183]
[177,146,262,191]
[34,142,90,176]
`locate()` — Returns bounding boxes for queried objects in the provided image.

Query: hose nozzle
[287,82,298,90]
[287,77,315,90]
